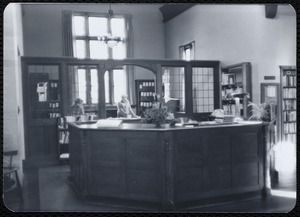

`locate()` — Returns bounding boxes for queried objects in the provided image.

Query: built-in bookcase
[279,66,297,144]
[28,65,61,120]
[220,62,252,119]
[135,80,155,116]
[57,116,76,162]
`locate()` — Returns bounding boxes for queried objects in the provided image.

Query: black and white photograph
[3,3,297,213]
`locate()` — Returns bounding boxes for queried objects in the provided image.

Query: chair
[3,150,23,202]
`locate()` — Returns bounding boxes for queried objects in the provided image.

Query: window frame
[72,11,129,106]
[74,66,99,108]
[179,41,195,61]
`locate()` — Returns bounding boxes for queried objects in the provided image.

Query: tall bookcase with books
[135,80,156,116]
[279,66,297,144]
[220,62,252,119]
[57,116,75,162]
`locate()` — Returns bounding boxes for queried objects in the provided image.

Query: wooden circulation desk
[68,121,268,210]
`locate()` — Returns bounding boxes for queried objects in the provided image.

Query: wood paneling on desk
[69,121,267,210]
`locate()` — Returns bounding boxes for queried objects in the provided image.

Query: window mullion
[85,15,90,58]
[109,70,114,104]
[86,68,92,105]
[107,17,113,58]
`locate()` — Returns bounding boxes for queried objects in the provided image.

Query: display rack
[279,66,297,144]
[135,80,156,115]
[221,62,252,119]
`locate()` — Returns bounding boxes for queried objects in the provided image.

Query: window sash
[72,12,129,106]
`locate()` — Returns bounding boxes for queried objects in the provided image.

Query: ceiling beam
[159,3,195,23]
[265,4,278,19]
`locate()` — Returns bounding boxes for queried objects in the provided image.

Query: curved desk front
[68,121,268,210]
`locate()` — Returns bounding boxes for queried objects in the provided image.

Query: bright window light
[113,69,127,103]
[75,40,86,59]
[77,69,86,103]
[112,43,126,60]
[104,71,110,103]
[88,17,107,36]
[185,48,191,61]
[111,18,125,37]
[73,16,85,36]
[90,40,108,59]
[90,69,98,104]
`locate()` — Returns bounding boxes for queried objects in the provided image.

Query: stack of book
[223,115,235,123]
[216,115,235,123]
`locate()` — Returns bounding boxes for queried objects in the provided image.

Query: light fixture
[98,4,124,48]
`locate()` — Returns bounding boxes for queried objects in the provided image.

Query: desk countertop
[69,120,262,131]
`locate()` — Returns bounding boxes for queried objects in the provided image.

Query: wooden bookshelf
[135,80,155,116]
[57,117,70,162]
[220,62,252,119]
[279,66,297,144]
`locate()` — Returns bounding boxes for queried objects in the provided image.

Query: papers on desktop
[96,119,122,128]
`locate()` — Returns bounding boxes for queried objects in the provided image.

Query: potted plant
[143,106,175,128]
[248,102,272,122]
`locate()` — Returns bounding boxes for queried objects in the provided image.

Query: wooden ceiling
[159,4,294,22]
[159,3,195,23]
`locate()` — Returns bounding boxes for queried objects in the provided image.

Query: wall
[22,3,165,103]
[4,3,25,183]
[22,3,165,59]
[165,5,296,103]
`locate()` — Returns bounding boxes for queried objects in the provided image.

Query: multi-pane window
[72,13,127,104]
[180,42,195,61]
[192,68,215,113]
[104,69,127,104]
[162,67,186,112]
[68,66,98,106]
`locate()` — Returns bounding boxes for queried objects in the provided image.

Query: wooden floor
[3,164,297,213]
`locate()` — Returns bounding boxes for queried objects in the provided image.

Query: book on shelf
[283,74,296,87]
[283,123,296,134]
[282,99,296,110]
[283,111,296,122]
[59,131,69,144]
[222,73,236,85]
[283,88,296,98]
[283,134,296,144]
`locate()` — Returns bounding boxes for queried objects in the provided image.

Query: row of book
[59,131,69,144]
[223,104,242,115]
[49,102,59,108]
[283,134,296,144]
[140,102,154,107]
[282,99,296,110]
[282,88,296,98]
[139,82,155,89]
[283,122,296,134]
[140,92,155,97]
[282,75,296,87]
[221,73,236,85]
[49,112,60,119]
[283,111,297,122]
